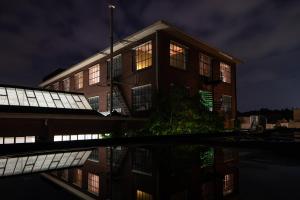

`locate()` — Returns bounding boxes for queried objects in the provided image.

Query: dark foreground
[0,174,80,200]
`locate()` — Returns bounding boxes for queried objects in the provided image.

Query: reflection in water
[50,145,239,200]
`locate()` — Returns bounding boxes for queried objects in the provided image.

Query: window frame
[89,64,100,85]
[220,62,231,83]
[222,95,232,113]
[88,172,99,196]
[131,84,152,112]
[169,41,188,70]
[199,53,212,77]
[74,71,83,89]
[134,41,153,71]
[88,96,99,111]
[63,78,70,91]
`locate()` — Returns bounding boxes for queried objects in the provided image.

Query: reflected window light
[25,136,35,143]
[4,137,14,144]
[15,137,25,144]
[136,190,153,200]
[54,135,62,142]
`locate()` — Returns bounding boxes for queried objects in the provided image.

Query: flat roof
[40,20,241,87]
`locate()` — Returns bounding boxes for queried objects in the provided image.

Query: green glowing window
[199,90,213,111]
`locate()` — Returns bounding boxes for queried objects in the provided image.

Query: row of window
[53,134,106,142]
[55,169,99,196]
[51,40,232,91]
[0,136,35,144]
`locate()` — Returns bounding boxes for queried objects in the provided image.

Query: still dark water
[1,145,300,200]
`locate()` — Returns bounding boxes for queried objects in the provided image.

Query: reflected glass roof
[0,86,92,110]
[0,150,92,177]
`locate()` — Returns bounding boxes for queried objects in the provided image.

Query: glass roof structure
[0,86,92,110]
[0,150,92,177]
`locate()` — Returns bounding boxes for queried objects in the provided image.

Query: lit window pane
[23,165,34,173]
[79,151,92,165]
[26,156,37,165]
[169,41,187,70]
[71,135,78,141]
[0,137,3,144]
[79,95,93,109]
[0,95,9,105]
[57,153,71,168]
[63,135,70,141]
[92,134,98,139]
[88,173,99,196]
[53,153,63,162]
[15,137,25,144]
[33,155,46,171]
[78,135,85,140]
[0,159,7,168]
[25,136,35,143]
[85,134,92,140]
[41,154,55,170]
[54,135,62,142]
[65,152,78,167]
[74,72,83,89]
[135,41,152,70]
[4,137,14,144]
[89,64,100,85]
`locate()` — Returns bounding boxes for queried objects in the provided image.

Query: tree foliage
[142,87,224,135]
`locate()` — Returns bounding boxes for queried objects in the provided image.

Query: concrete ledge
[41,173,95,200]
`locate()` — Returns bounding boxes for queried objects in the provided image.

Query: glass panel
[0,137,3,144]
[50,92,59,100]
[57,153,71,168]
[4,158,18,176]
[65,152,78,167]
[0,87,6,95]
[79,151,92,165]
[15,137,25,144]
[0,168,4,176]
[25,90,35,98]
[6,88,19,106]
[0,95,9,105]
[14,157,28,174]
[53,153,63,162]
[79,95,93,109]
[54,100,64,108]
[85,134,92,140]
[34,91,48,107]
[72,95,81,102]
[58,93,72,109]
[0,159,7,168]
[42,91,56,108]
[33,155,46,171]
[92,134,98,139]
[66,94,78,109]
[49,162,59,169]
[41,154,55,170]
[78,135,85,140]
[16,89,29,106]
[26,156,37,165]
[23,165,34,173]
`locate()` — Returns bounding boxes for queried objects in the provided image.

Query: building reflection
[48,145,239,200]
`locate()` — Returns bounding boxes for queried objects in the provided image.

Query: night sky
[0,0,299,111]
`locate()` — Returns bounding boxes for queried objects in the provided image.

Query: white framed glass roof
[0,86,92,110]
[0,150,92,177]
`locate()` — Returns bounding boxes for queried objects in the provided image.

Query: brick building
[39,20,240,199]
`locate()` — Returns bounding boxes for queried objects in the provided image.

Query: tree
[141,86,224,135]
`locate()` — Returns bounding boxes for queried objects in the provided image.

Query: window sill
[134,65,153,72]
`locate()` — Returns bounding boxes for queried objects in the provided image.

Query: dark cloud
[0,0,299,111]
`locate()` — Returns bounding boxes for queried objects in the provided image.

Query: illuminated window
[88,96,99,111]
[63,78,70,91]
[223,174,234,196]
[107,54,122,78]
[53,82,60,91]
[136,190,153,200]
[73,169,82,187]
[88,149,99,162]
[220,62,231,83]
[222,95,232,112]
[61,169,68,181]
[170,41,187,69]
[74,72,83,89]
[4,137,14,144]
[15,137,25,144]
[132,84,152,112]
[89,64,100,85]
[135,41,152,70]
[199,53,211,77]
[88,173,99,196]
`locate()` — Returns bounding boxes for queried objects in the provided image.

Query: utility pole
[108,1,115,200]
